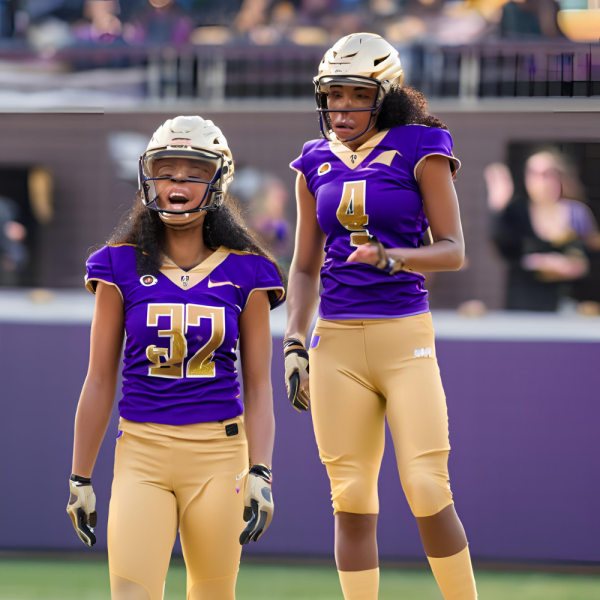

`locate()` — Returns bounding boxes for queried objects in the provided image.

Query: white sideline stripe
[1,289,600,342]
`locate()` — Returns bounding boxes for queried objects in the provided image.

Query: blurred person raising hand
[486,150,598,311]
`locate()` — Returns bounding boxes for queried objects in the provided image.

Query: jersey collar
[328,129,390,170]
[160,246,231,291]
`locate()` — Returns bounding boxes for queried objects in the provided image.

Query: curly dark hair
[377,84,447,130]
[107,191,286,286]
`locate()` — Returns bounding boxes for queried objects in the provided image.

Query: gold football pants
[309,313,453,518]
[107,416,248,600]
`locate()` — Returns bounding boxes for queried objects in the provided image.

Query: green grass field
[0,558,599,599]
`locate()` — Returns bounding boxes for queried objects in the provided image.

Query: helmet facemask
[138,147,231,216]
[315,75,391,143]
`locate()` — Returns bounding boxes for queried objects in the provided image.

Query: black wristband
[283,338,309,361]
[70,474,92,485]
[283,337,305,350]
[249,464,272,483]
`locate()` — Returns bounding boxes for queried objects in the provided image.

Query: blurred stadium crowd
[0,0,597,51]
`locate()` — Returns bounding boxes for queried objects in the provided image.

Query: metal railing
[0,41,598,102]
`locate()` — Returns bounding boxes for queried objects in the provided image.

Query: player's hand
[284,337,310,412]
[349,236,405,273]
[66,474,97,547]
[347,241,380,266]
[522,252,588,281]
[240,465,273,544]
[484,162,514,212]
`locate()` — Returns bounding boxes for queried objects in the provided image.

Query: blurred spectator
[71,0,123,45]
[247,175,291,258]
[486,149,599,312]
[229,166,292,260]
[499,0,564,38]
[0,196,28,285]
[124,0,193,46]
[397,0,491,44]
[0,0,585,48]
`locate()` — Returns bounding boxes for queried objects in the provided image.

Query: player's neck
[163,224,214,271]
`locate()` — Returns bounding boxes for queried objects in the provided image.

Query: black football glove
[66,474,97,547]
[239,464,274,544]
[284,337,310,412]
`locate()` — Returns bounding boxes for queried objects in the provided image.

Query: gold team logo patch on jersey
[318,162,331,176]
[140,275,158,286]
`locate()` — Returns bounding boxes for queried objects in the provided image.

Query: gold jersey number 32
[145,303,225,379]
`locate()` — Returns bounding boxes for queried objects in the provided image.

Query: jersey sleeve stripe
[84,277,123,300]
[413,153,462,181]
[245,286,286,310]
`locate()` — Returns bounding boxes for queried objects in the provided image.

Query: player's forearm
[387,239,464,273]
[285,267,320,344]
[71,377,117,477]
[244,385,275,469]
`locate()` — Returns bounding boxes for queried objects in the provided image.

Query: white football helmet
[138,115,234,216]
[314,33,403,141]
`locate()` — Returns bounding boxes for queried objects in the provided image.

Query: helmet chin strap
[322,110,379,144]
[334,115,379,143]
[154,187,219,227]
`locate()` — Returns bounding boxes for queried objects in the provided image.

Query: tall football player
[67,116,284,600]
[285,34,478,599]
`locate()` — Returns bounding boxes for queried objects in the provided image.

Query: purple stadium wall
[0,320,598,563]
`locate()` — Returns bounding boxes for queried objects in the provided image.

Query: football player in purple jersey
[66,116,285,600]
[284,34,478,599]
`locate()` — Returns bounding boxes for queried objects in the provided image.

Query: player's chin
[158,206,206,228]
[158,199,205,216]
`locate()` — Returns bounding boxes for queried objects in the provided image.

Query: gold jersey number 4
[146,303,225,379]
[336,180,370,246]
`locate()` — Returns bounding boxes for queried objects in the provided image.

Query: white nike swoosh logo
[208,279,240,289]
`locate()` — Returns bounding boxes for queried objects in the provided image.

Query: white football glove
[66,474,97,547]
[239,465,273,544]
[284,338,310,412]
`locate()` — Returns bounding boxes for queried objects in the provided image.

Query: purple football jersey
[85,244,284,425]
[291,125,460,320]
